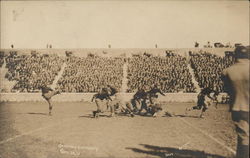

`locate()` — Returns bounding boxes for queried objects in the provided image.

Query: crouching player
[134,88,148,114]
[146,84,166,117]
[120,98,137,117]
[91,88,112,118]
[40,85,61,116]
[186,87,218,118]
[109,95,136,117]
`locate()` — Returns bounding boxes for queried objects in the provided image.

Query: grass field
[0,101,237,158]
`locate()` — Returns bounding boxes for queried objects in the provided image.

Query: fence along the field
[0,93,228,102]
[0,93,197,102]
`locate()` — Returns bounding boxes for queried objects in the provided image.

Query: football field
[0,101,236,158]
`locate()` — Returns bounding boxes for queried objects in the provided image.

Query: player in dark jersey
[106,85,118,111]
[91,88,112,118]
[201,87,220,108]
[39,85,61,116]
[134,88,148,114]
[107,85,118,97]
[146,84,166,117]
[147,84,165,103]
[106,85,120,117]
[186,87,219,118]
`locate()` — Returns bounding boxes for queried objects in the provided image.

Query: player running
[39,84,61,116]
[185,87,219,118]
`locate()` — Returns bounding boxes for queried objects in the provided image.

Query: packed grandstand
[0,48,235,93]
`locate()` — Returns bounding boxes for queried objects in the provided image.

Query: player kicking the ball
[39,84,61,116]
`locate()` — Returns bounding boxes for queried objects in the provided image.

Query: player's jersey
[201,87,216,96]
[200,87,219,100]
[133,90,147,100]
[108,87,118,96]
[93,93,111,101]
[197,93,205,105]
[147,88,165,98]
[41,86,53,94]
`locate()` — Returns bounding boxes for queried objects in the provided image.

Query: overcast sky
[0,1,249,48]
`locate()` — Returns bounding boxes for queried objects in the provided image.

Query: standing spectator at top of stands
[225,42,233,48]
[49,45,52,49]
[11,44,14,49]
[207,41,212,48]
[195,42,199,48]
[204,41,212,48]
[214,42,224,48]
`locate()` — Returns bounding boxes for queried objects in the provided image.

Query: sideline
[178,117,236,155]
[0,117,77,145]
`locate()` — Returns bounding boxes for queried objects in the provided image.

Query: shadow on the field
[27,112,48,116]
[79,112,136,118]
[79,114,111,118]
[79,114,93,118]
[126,144,226,158]
[175,114,201,118]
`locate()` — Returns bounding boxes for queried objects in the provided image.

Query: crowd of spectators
[127,54,196,93]
[0,51,5,67]
[56,56,125,92]
[194,41,236,48]
[190,51,235,92]
[4,52,63,92]
[1,49,236,93]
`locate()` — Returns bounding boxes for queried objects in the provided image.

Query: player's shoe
[199,114,205,118]
[49,111,52,116]
[121,109,126,113]
[93,111,99,118]
[130,113,135,117]
[165,111,173,117]
[152,112,158,117]
[109,113,115,117]
[56,90,61,95]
